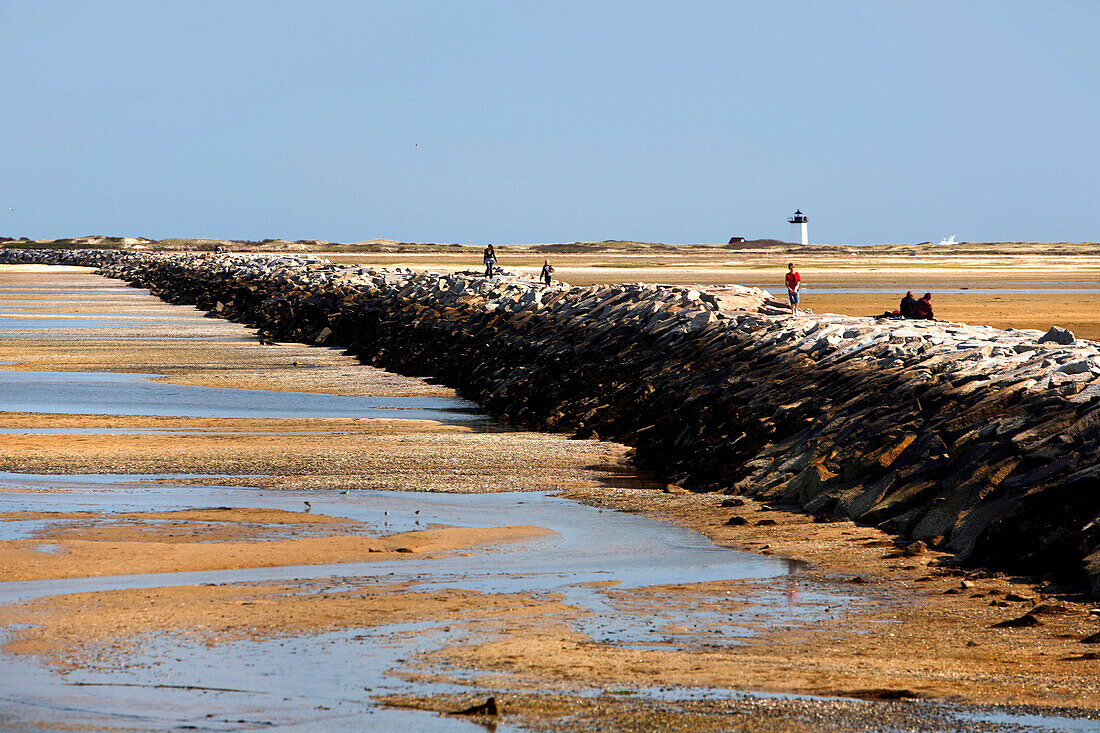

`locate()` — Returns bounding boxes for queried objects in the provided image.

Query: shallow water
[0,307,206,318]
[0,476,811,604]
[0,475,833,730]
[0,334,259,341]
[0,370,485,423]
[0,628,512,732]
[0,310,149,320]
[0,287,132,294]
[2,476,1092,730]
[0,427,363,436]
[0,317,173,330]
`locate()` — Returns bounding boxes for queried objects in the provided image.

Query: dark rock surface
[5,248,1099,597]
[1039,326,1076,345]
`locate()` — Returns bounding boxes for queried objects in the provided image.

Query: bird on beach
[303,501,311,513]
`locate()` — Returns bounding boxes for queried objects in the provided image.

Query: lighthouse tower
[788,209,808,245]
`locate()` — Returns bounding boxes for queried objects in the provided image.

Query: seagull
[414,143,419,149]
[303,501,311,513]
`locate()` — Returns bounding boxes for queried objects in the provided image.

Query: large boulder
[1038,326,1075,345]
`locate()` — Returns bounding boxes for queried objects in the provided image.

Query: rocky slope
[4,248,1098,597]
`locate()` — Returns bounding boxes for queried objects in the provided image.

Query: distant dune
[2,235,1099,256]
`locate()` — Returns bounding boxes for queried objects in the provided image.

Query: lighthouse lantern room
[788,209,808,245]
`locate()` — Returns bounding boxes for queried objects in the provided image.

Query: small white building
[788,209,808,245]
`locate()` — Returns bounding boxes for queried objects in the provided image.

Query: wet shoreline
[1,263,1099,731]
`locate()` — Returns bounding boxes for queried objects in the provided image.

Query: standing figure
[785,262,801,314]
[483,244,496,277]
[540,259,554,285]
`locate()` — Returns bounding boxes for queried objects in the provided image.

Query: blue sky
[1,1,1097,244]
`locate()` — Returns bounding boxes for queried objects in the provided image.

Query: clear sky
[1,1,1097,245]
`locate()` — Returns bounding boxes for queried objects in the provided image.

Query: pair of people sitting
[900,291,934,319]
[880,291,934,320]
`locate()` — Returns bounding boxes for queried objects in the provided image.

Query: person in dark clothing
[913,292,934,319]
[540,259,554,285]
[900,290,918,318]
[483,244,496,277]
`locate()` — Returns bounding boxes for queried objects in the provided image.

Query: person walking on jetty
[540,259,554,285]
[913,292,935,319]
[483,244,496,277]
[900,290,918,318]
[785,262,801,314]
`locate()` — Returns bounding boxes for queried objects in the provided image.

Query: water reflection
[0,370,487,424]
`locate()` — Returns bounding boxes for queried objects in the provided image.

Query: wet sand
[1,512,549,581]
[809,292,1100,341]
[6,581,575,671]
[0,415,625,490]
[2,263,1099,731]
[0,267,622,491]
[554,488,1100,707]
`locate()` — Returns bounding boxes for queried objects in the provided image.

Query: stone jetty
[4,248,1099,597]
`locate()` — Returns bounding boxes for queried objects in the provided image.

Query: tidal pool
[1,477,1092,731]
[0,475,836,731]
[0,370,485,423]
[0,317,168,330]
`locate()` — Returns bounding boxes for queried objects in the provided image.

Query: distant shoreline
[4,236,1100,256]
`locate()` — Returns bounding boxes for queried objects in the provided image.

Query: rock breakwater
[4,248,1099,597]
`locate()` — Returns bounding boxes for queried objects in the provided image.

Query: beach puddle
[0,317,176,330]
[0,629,509,732]
[0,303,204,314]
[0,475,814,599]
[0,427,363,435]
[0,474,843,730]
[0,334,262,341]
[0,370,485,423]
[1,476,1090,730]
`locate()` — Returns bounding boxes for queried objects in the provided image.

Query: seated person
[913,292,934,319]
[900,291,918,318]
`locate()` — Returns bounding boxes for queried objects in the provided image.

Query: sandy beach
[325,248,1100,340]
[1,261,1098,731]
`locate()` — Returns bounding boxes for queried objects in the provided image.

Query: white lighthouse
[788,209,808,245]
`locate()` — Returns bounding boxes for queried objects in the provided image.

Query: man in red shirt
[785,262,801,314]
